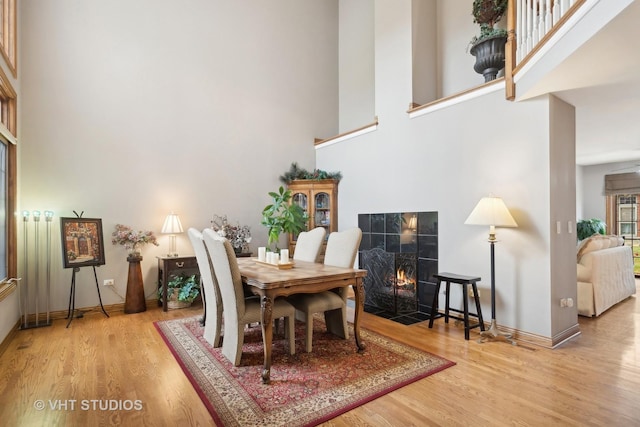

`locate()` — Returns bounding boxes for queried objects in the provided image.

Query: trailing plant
[470,0,508,46]
[261,186,307,251]
[279,162,342,184]
[576,219,606,241]
[160,273,200,303]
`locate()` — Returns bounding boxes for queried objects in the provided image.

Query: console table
[157,255,200,311]
[157,252,251,311]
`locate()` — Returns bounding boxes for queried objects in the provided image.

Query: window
[607,193,640,276]
[0,61,15,301]
[0,0,16,77]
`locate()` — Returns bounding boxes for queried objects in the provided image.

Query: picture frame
[60,217,106,269]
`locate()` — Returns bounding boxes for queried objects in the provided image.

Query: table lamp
[162,212,184,257]
[465,195,518,344]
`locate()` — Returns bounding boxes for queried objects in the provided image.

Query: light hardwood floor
[0,287,638,426]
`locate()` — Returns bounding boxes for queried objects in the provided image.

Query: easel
[66,265,109,328]
[64,210,109,328]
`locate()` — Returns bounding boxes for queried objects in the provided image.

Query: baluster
[561,0,570,16]
[553,0,560,24]
[517,0,524,62]
[537,1,545,42]
[545,0,552,32]
[526,0,533,54]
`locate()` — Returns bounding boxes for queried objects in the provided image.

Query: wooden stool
[428,273,485,340]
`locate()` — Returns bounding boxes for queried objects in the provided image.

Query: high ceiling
[518,1,640,166]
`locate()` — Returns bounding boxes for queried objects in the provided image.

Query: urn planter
[470,34,507,82]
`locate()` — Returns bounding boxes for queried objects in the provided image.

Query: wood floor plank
[0,285,639,426]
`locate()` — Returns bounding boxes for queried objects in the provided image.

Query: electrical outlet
[103,279,114,287]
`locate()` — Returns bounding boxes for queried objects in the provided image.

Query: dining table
[236,257,368,384]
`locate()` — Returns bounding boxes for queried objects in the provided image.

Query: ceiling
[517,1,640,166]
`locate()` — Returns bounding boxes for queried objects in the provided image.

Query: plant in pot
[261,185,307,253]
[577,218,606,241]
[159,273,201,309]
[469,0,508,82]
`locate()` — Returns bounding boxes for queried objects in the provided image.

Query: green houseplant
[469,0,508,82]
[261,185,307,252]
[159,273,200,309]
[577,219,606,241]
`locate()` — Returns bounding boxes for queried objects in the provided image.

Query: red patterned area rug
[155,316,454,426]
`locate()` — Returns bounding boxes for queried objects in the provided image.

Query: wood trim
[505,0,517,100]
[0,318,19,357]
[314,117,379,146]
[0,0,16,78]
[19,299,161,325]
[0,279,16,301]
[408,77,505,115]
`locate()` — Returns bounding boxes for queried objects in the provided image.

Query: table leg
[353,278,366,352]
[260,295,274,384]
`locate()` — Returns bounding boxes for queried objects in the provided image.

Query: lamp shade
[465,196,517,228]
[161,213,184,234]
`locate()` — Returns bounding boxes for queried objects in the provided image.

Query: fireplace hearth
[358,212,438,325]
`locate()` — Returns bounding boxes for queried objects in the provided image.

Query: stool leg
[462,283,470,340]
[444,281,451,323]
[472,282,485,331]
[428,280,441,328]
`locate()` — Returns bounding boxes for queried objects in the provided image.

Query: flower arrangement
[211,214,252,252]
[111,224,159,252]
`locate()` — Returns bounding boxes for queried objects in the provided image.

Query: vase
[124,253,146,314]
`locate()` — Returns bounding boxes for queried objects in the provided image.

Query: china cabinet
[287,179,338,260]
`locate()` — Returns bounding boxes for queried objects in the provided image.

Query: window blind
[605,172,640,195]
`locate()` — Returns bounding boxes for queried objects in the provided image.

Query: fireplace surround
[358,212,438,325]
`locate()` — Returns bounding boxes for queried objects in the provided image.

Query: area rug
[155,316,455,426]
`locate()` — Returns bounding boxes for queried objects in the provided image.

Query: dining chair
[287,227,362,352]
[293,227,326,262]
[202,228,296,366]
[188,228,222,348]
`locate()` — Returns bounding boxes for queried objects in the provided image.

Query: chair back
[202,228,246,324]
[324,227,362,268]
[188,227,221,306]
[293,227,326,262]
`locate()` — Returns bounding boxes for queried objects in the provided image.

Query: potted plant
[261,185,307,252]
[159,273,201,309]
[577,219,606,241]
[469,0,508,82]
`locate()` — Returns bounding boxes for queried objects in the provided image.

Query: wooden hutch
[287,179,339,260]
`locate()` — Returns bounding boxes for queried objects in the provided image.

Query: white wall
[15,0,339,319]
[318,0,586,340]
[338,0,374,132]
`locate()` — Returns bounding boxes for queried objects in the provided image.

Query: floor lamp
[465,196,518,345]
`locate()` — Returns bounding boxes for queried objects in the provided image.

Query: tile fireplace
[358,212,438,325]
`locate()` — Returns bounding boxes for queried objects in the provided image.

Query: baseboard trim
[14,298,162,324]
[0,318,20,357]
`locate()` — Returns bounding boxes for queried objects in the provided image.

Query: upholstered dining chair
[293,227,326,262]
[287,227,362,352]
[202,228,296,366]
[188,228,223,348]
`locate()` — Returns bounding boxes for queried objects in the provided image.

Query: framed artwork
[60,217,106,269]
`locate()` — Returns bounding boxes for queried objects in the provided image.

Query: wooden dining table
[236,257,368,384]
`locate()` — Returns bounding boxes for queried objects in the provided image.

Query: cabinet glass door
[292,193,308,241]
[314,192,331,229]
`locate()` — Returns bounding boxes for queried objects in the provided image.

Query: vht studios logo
[34,399,143,411]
